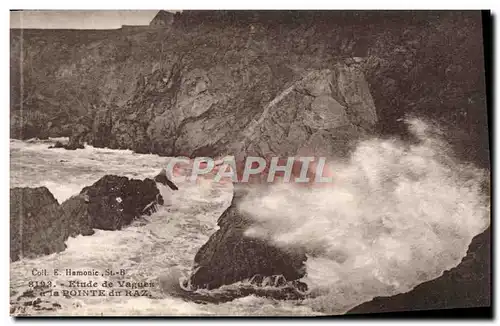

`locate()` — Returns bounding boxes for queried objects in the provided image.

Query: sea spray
[238,118,490,314]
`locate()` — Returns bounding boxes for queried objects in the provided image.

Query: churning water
[9,118,489,316]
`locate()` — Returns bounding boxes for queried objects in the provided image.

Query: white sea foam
[238,118,490,314]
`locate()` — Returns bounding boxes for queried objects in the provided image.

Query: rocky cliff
[10,175,163,262]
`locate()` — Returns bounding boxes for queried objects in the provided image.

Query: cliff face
[10,11,489,167]
[10,187,72,261]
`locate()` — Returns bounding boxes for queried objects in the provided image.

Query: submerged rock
[79,175,164,230]
[154,168,179,190]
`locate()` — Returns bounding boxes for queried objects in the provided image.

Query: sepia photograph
[9,9,491,317]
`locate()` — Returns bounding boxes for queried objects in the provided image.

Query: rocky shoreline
[9,142,491,315]
[10,175,164,262]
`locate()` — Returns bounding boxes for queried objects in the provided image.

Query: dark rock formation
[11,285,61,316]
[10,12,488,167]
[48,139,84,150]
[10,176,164,262]
[48,141,64,149]
[347,227,491,314]
[59,196,95,237]
[89,108,113,148]
[154,169,179,190]
[65,123,88,150]
[185,59,378,290]
[79,175,163,230]
[150,10,174,27]
[9,187,92,262]
[189,187,307,290]
[10,187,65,261]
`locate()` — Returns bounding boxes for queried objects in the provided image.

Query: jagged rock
[269,275,287,287]
[249,274,264,286]
[13,24,380,159]
[11,286,61,316]
[79,175,163,230]
[9,11,490,315]
[298,124,367,160]
[12,15,383,160]
[335,63,378,130]
[63,143,84,150]
[189,188,307,290]
[347,227,491,314]
[296,69,333,97]
[154,169,179,190]
[48,124,73,138]
[175,68,217,121]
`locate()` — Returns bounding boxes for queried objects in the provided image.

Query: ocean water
[9,138,315,316]
[9,119,490,316]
